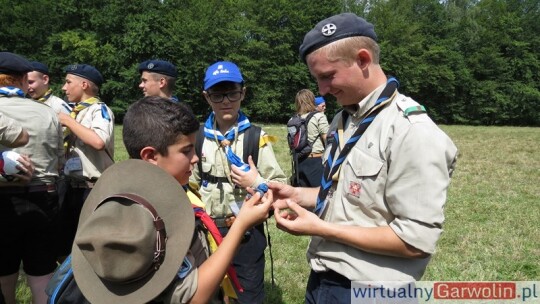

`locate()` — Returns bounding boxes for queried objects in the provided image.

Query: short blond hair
[295,89,316,115]
[314,36,380,65]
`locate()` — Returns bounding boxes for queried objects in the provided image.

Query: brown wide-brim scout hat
[71,159,194,304]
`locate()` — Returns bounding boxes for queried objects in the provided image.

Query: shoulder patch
[100,104,111,121]
[177,256,193,279]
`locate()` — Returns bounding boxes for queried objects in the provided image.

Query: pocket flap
[347,149,383,177]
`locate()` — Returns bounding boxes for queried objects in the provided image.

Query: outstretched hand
[234,189,274,231]
[231,155,259,188]
[274,199,323,236]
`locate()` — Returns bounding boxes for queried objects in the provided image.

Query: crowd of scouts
[0,12,458,304]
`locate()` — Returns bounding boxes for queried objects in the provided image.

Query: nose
[317,81,330,96]
[138,82,144,89]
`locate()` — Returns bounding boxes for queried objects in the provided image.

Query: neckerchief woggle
[203,111,251,172]
[313,77,399,217]
[0,86,25,98]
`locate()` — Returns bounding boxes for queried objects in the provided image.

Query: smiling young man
[190,61,286,303]
[27,61,71,114]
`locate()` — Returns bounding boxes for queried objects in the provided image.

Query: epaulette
[259,134,278,148]
[396,97,428,123]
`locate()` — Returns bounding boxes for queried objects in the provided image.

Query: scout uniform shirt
[0,112,24,146]
[190,128,287,218]
[0,95,63,186]
[64,100,114,181]
[303,111,329,155]
[308,83,458,281]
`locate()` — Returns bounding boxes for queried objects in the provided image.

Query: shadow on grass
[264,281,286,304]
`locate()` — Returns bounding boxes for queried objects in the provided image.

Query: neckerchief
[37,89,53,102]
[0,86,25,98]
[314,77,399,217]
[203,111,251,172]
[192,205,244,293]
[64,97,101,152]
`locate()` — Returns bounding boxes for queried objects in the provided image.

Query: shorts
[0,190,59,276]
[56,185,91,257]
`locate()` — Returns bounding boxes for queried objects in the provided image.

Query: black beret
[299,13,377,62]
[65,64,104,87]
[0,52,33,75]
[30,61,49,74]
[138,59,178,78]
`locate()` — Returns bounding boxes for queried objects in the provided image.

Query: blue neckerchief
[170,96,179,103]
[203,111,251,171]
[0,86,25,98]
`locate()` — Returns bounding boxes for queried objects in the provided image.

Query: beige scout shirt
[0,112,23,145]
[65,101,114,181]
[44,94,71,115]
[302,111,329,154]
[0,96,63,185]
[308,84,458,281]
[190,128,287,218]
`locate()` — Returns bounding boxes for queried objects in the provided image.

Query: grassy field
[16,125,539,303]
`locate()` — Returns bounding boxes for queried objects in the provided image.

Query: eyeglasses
[207,91,243,103]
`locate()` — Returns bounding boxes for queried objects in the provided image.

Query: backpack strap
[243,125,261,167]
[195,125,205,186]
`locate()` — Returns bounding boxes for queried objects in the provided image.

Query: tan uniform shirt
[190,127,287,217]
[0,112,23,146]
[302,111,329,154]
[44,94,71,115]
[0,96,63,185]
[308,84,458,281]
[65,101,114,181]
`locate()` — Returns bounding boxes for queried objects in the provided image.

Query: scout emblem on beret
[147,63,154,69]
[321,23,337,36]
[69,64,78,71]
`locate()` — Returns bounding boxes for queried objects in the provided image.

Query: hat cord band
[94,193,167,284]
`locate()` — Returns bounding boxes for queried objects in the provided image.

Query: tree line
[1,0,538,125]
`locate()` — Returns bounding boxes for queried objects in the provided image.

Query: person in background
[0,51,63,304]
[314,95,326,113]
[57,63,114,260]
[269,13,458,304]
[138,59,180,102]
[27,61,71,114]
[292,89,328,187]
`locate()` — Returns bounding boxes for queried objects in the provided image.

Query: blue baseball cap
[203,61,244,91]
[299,13,377,62]
[30,61,49,74]
[314,96,326,106]
[0,52,33,75]
[138,59,177,78]
[65,64,104,87]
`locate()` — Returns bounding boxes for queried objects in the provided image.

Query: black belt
[0,183,57,194]
[202,173,229,184]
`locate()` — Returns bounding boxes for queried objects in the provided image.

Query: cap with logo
[0,52,34,75]
[203,61,244,91]
[65,64,104,87]
[138,59,178,78]
[299,13,377,62]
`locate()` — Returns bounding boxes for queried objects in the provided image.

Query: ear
[140,146,159,164]
[43,74,50,85]
[202,91,212,106]
[356,49,372,70]
[159,77,167,89]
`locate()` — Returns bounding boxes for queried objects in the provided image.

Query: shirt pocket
[342,148,384,209]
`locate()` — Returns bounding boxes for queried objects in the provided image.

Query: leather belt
[308,153,323,158]
[0,183,57,194]
[69,180,96,189]
[212,215,236,228]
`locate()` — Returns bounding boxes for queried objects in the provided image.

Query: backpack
[195,124,261,185]
[45,256,90,304]
[287,112,319,186]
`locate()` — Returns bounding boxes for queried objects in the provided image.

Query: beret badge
[321,23,337,37]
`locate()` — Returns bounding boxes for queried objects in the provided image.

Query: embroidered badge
[68,64,78,71]
[349,181,361,198]
[147,63,154,69]
[177,256,192,279]
[322,23,337,36]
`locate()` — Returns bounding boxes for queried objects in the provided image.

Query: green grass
[16,125,539,303]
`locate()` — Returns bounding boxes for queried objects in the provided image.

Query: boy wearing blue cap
[27,61,71,114]
[314,96,326,112]
[190,61,287,303]
[269,13,458,303]
[57,63,115,259]
[138,59,180,102]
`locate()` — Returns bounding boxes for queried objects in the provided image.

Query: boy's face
[27,71,49,99]
[154,132,198,185]
[139,72,162,97]
[203,82,245,124]
[62,74,85,103]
